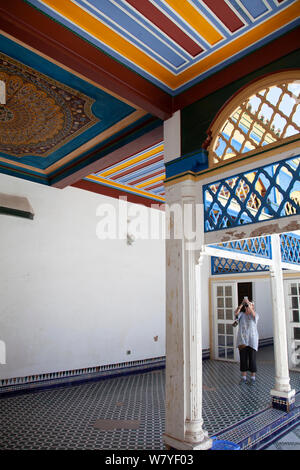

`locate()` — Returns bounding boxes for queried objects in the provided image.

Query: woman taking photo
[234,297,259,385]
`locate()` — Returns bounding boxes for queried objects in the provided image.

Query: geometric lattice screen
[210,236,270,274]
[211,257,269,275]
[211,232,300,274]
[203,155,300,232]
[281,232,300,266]
[210,79,300,166]
[210,236,272,258]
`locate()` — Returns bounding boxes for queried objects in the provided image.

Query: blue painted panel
[165,149,208,178]
[238,0,269,19]
[76,0,188,68]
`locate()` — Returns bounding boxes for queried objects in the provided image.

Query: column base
[271,389,296,412]
[163,433,213,451]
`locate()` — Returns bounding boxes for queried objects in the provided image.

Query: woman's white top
[236,312,259,351]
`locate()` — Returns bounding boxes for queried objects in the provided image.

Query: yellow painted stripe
[99,144,164,177]
[41,0,174,86]
[87,174,165,201]
[165,0,223,45]
[174,2,300,88]
[136,174,165,188]
[41,0,299,90]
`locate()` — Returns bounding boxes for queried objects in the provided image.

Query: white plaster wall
[0,173,166,380]
[201,256,211,351]
[163,111,181,163]
[253,278,274,340]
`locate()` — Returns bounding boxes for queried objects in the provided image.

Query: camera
[238,297,249,314]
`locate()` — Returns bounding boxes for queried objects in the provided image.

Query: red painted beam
[126,0,203,57]
[72,179,165,209]
[202,0,244,32]
[0,0,173,120]
[173,27,300,111]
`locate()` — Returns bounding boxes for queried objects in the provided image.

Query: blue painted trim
[257,416,300,450]
[214,390,300,450]
[0,164,50,185]
[165,149,208,178]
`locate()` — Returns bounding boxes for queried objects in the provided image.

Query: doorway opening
[237,282,253,305]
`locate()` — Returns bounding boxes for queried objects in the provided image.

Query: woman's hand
[246,302,256,318]
[234,303,243,316]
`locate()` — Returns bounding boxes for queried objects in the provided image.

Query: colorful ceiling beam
[25,0,300,94]
[0,0,173,120]
[83,142,166,204]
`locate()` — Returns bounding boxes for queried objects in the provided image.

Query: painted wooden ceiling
[0,0,299,206]
[26,0,300,94]
[84,142,166,203]
[0,33,156,187]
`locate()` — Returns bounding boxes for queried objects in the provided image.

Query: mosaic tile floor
[0,347,299,450]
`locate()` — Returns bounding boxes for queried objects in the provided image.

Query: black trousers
[239,346,257,373]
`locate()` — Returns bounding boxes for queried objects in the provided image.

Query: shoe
[249,379,256,386]
[239,378,247,385]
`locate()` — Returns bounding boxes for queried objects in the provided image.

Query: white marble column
[163,178,212,450]
[270,234,295,411]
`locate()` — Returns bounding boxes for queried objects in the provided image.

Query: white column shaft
[164,181,211,450]
[270,234,291,393]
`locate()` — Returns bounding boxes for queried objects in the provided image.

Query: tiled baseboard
[0,356,166,397]
[0,339,273,398]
